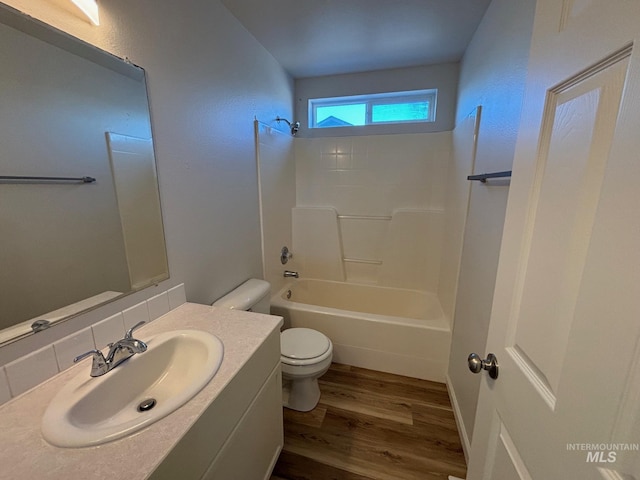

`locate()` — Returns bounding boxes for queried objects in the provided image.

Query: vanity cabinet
[203,365,282,479]
[0,304,283,479]
[150,328,283,480]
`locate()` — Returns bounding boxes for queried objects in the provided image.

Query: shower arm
[276,116,300,136]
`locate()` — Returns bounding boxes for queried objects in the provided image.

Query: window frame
[309,89,437,129]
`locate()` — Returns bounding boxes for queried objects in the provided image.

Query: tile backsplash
[5,346,59,398]
[122,301,151,331]
[0,370,10,405]
[53,328,94,371]
[0,284,186,403]
[147,292,171,321]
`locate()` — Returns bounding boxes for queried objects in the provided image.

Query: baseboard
[446,374,471,463]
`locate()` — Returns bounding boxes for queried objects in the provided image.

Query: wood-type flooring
[271,363,467,480]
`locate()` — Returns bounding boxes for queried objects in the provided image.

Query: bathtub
[271,279,451,382]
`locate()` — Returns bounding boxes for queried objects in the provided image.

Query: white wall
[446,0,536,455]
[0,0,293,365]
[295,63,459,137]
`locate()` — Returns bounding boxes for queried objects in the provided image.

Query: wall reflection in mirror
[0,5,169,345]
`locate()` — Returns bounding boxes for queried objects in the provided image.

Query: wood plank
[283,407,466,480]
[327,363,353,373]
[320,407,466,474]
[318,381,414,425]
[272,450,375,480]
[283,405,327,428]
[339,365,448,393]
[320,366,453,410]
[274,363,467,480]
[411,403,460,432]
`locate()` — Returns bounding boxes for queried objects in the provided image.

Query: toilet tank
[212,279,271,314]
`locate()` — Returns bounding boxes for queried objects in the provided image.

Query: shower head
[276,116,300,136]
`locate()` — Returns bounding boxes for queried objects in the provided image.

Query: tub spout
[284,270,299,278]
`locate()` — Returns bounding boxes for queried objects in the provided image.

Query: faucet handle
[125,321,146,339]
[73,349,108,377]
[74,349,103,363]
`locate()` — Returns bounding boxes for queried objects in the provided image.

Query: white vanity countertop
[0,303,283,480]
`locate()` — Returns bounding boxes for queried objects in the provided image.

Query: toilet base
[282,377,321,412]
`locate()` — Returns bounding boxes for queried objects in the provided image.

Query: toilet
[213,278,333,412]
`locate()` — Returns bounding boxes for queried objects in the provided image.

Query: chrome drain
[137,398,157,412]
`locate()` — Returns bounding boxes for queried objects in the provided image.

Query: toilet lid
[281,328,330,360]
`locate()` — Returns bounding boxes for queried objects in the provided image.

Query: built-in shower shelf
[338,215,392,221]
[343,257,383,265]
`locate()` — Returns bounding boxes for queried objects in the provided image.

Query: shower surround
[294,133,451,290]
[257,127,476,380]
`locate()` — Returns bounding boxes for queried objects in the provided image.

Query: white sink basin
[42,329,223,448]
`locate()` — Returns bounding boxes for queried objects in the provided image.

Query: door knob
[468,353,499,379]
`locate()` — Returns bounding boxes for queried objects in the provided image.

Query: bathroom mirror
[0,5,169,345]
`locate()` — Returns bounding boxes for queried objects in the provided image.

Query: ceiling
[221,0,492,79]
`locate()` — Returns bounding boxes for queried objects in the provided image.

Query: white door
[467,1,640,479]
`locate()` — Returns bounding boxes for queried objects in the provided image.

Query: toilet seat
[281,328,332,366]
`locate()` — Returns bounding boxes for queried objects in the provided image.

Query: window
[309,89,437,129]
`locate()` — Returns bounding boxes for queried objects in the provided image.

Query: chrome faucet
[283,270,299,278]
[74,321,148,377]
